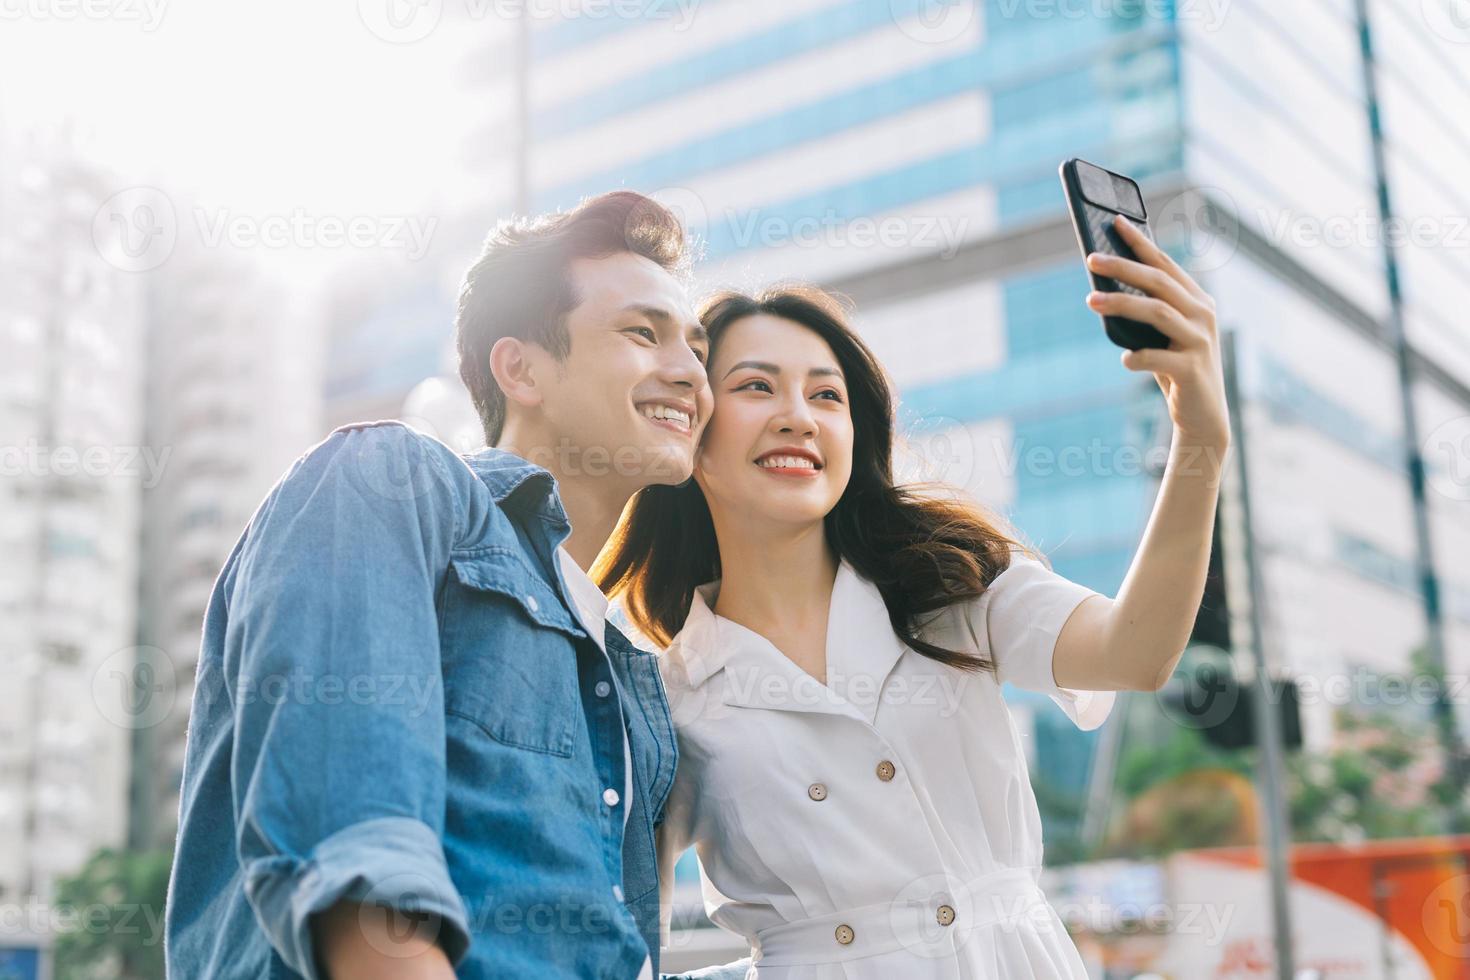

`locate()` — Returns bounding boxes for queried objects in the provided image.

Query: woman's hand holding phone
[1085,214,1230,453]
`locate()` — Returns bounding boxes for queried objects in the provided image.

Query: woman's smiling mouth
[754,447,824,477]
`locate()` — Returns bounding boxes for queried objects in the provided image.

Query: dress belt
[750,867,1053,968]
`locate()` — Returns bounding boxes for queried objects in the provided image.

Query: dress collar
[667,559,909,727]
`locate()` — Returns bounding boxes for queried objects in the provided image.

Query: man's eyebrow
[619,303,675,322]
[722,360,844,380]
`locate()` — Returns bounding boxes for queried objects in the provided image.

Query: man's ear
[488,337,544,412]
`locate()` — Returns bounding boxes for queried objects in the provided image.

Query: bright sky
[0,0,497,217]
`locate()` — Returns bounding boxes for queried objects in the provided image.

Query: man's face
[531,251,712,487]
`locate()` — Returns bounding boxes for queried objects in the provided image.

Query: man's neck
[496,428,634,572]
[552,471,630,571]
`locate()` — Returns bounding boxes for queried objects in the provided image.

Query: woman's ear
[488,337,543,412]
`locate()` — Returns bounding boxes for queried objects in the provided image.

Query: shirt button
[603,787,620,807]
[876,760,896,782]
[807,783,828,802]
[595,680,612,698]
[834,924,855,945]
[612,885,624,902]
[525,594,540,613]
[936,904,956,926]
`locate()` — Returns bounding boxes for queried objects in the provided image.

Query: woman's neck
[710,516,839,649]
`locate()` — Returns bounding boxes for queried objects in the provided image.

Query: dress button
[594,680,611,698]
[936,904,956,926]
[834,924,855,945]
[807,783,828,802]
[603,787,620,807]
[525,594,540,613]
[876,760,896,782]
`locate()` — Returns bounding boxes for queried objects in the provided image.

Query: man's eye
[626,326,656,342]
[694,348,709,365]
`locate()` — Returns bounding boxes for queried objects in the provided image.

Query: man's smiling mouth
[637,401,694,434]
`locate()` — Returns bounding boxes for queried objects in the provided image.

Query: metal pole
[1352,0,1465,811]
[1221,328,1297,980]
[513,5,531,215]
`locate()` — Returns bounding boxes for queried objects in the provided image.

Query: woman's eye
[735,379,773,393]
[814,389,844,402]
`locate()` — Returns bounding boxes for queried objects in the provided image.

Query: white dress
[654,553,1117,980]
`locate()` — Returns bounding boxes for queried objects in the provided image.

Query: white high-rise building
[0,126,147,902]
[131,234,326,848]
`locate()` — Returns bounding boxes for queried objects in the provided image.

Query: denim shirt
[165,421,681,979]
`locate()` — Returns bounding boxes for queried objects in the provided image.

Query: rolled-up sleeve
[225,423,471,977]
[974,552,1116,731]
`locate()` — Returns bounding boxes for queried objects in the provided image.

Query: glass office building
[516,0,1470,831]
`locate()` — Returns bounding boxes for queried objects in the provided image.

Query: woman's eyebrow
[722,360,844,380]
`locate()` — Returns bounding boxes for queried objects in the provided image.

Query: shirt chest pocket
[440,548,586,758]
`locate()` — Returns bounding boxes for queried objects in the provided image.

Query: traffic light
[1159,661,1302,752]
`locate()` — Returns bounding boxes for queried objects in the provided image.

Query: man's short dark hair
[455,191,691,446]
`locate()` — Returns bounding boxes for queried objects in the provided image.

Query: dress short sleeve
[976,553,1116,731]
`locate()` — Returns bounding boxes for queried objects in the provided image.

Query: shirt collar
[459,446,568,524]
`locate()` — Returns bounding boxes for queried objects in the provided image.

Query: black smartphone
[1059,158,1170,350]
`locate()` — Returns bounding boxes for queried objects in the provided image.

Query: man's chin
[623,437,693,487]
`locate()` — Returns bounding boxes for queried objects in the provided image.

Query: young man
[165,192,749,978]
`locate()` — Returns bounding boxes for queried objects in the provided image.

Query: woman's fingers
[1086,250,1209,321]
[1110,214,1213,305]
[1086,291,1202,347]
[1120,345,1194,379]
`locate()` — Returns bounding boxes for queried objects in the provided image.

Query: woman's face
[695,313,854,532]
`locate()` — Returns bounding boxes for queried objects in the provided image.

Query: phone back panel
[1060,159,1171,351]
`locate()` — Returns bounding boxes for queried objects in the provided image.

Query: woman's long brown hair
[595,284,1040,673]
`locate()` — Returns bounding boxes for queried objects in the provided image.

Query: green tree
[52,848,171,980]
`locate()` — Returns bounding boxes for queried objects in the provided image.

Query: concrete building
[131,237,325,848]
[0,126,147,904]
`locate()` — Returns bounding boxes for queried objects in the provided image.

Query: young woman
[598,217,1230,978]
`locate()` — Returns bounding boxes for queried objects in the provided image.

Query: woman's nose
[773,398,817,436]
